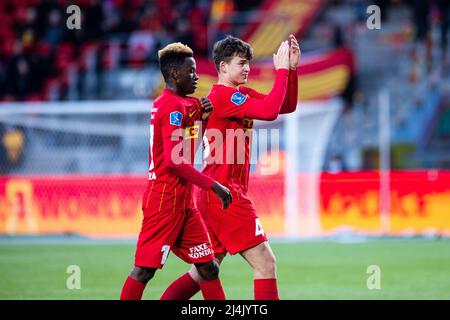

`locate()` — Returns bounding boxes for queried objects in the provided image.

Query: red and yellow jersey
[200,84,256,201]
[198,69,297,202]
[143,89,214,213]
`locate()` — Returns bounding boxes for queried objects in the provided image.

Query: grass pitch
[1,239,450,299]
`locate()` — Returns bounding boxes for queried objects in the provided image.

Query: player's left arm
[161,104,215,190]
[197,97,214,159]
[280,34,300,114]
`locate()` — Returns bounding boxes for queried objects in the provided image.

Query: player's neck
[217,75,239,89]
[165,84,186,97]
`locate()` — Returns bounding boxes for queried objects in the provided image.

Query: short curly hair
[158,42,194,82]
[212,35,253,72]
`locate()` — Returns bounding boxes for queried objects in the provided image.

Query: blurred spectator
[102,0,123,34]
[35,0,62,39]
[436,0,449,66]
[412,0,430,44]
[351,0,368,23]
[0,60,6,98]
[7,55,35,100]
[14,7,38,37]
[44,8,64,46]
[333,24,357,112]
[127,30,155,67]
[174,18,195,50]
[410,0,449,73]
[374,0,388,22]
[333,24,344,47]
[187,3,209,55]
[84,0,104,41]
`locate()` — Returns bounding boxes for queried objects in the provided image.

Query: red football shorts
[197,197,268,255]
[134,207,215,269]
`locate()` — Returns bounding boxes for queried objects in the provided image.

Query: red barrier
[320,171,450,235]
[1,171,449,237]
[0,175,146,237]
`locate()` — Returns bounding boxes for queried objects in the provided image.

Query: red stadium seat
[78,42,98,71]
[0,33,16,57]
[36,41,51,56]
[55,43,75,71]
[13,5,28,24]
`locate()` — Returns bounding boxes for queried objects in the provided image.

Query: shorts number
[161,245,170,265]
[255,218,265,237]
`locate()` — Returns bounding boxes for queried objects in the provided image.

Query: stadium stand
[0,0,214,101]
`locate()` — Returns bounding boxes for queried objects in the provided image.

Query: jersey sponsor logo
[230,92,247,106]
[188,243,212,259]
[188,109,197,117]
[184,125,200,139]
[170,111,183,126]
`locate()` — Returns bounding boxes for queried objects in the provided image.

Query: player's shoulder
[208,84,246,106]
[209,84,238,98]
[238,86,253,94]
[184,96,201,107]
[154,90,184,113]
[153,91,186,127]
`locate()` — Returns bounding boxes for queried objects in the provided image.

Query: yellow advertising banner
[1,171,449,237]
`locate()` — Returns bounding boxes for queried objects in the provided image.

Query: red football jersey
[198,69,296,202]
[201,84,254,201]
[143,89,214,212]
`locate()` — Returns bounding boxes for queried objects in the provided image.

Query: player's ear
[219,61,227,74]
[171,67,179,81]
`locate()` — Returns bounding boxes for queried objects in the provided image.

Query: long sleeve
[243,69,289,120]
[279,69,298,114]
[211,69,289,121]
[239,69,298,115]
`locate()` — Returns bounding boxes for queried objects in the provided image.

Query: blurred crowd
[0,0,221,101]
[334,0,449,68]
[1,0,448,103]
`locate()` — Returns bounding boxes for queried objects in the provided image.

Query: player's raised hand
[288,34,301,69]
[211,181,233,209]
[200,97,213,121]
[273,41,290,70]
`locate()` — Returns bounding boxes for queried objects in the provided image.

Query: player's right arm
[239,37,298,115]
[160,105,232,208]
[279,34,300,114]
[239,69,297,115]
[212,41,291,121]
